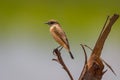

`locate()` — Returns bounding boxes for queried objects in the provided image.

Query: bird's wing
[54,27,69,47]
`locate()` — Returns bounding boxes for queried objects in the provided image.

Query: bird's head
[45,19,59,26]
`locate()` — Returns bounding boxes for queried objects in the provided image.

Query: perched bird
[45,19,74,59]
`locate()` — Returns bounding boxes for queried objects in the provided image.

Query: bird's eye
[50,22,55,24]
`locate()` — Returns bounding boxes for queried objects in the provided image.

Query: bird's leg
[56,45,61,49]
[58,46,63,52]
[56,45,63,52]
[53,45,61,54]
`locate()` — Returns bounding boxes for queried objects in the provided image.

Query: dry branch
[92,14,119,57]
[52,14,119,80]
[79,14,119,80]
[52,49,74,80]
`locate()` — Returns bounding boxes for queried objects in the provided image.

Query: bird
[45,19,74,59]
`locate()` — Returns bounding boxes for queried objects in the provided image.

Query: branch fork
[51,14,119,80]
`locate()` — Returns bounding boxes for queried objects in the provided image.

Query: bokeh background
[0,0,120,80]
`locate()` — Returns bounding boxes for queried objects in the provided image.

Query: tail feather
[69,51,74,59]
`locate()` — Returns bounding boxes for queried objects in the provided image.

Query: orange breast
[50,26,69,50]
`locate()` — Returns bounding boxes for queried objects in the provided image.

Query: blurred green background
[0,0,120,80]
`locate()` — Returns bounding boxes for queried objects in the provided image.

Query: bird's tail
[69,51,74,59]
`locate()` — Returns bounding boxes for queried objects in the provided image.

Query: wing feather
[54,27,69,48]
